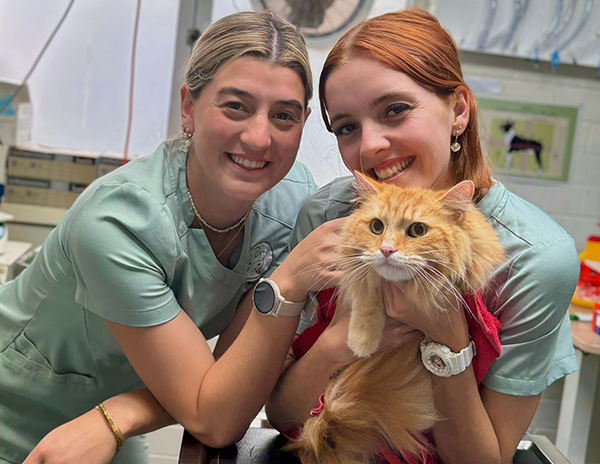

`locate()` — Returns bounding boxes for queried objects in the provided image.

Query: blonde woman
[0,11,344,464]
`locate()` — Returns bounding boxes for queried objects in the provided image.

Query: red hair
[319,8,493,195]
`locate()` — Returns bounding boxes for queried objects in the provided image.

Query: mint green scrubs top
[291,177,579,396]
[0,141,316,462]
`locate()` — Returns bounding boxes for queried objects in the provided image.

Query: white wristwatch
[420,339,476,377]
[252,278,306,317]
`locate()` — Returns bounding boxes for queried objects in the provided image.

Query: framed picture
[477,98,579,182]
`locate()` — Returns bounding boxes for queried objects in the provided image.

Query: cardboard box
[0,79,31,184]
[96,153,125,178]
[5,177,83,209]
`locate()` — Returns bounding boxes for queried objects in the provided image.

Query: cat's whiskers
[412,267,459,320]
[303,255,371,297]
[295,254,363,278]
[336,264,374,298]
[421,264,476,321]
[420,257,478,296]
[409,249,481,297]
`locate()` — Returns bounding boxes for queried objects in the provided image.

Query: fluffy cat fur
[287,173,505,464]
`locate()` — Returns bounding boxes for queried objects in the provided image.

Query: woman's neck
[186,150,253,230]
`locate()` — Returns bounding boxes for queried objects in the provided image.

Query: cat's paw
[347,334,380,358]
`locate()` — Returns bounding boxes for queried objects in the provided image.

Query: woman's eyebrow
[218,86,254,99]
[278,99,304,112]
[371,91,416,107]
[330,112,352,126]
[217,87,303,112]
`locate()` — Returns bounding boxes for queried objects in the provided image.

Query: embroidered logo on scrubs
[246,242,273,282]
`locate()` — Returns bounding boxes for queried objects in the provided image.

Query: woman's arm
[24,280,259,464]
[265,322,354,434]
[104,218,347,448]
[430,374,540,464]
[265,299,420,434]
[427,348,541,464]
[380,276,558,464]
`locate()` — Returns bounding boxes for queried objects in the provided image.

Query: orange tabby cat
[288,173,505,464]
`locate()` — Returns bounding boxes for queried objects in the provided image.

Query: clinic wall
[460,53,600,252]
[0,0,179,157]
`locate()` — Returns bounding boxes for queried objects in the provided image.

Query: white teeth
[230,153,267,170]
[374,157,414,180]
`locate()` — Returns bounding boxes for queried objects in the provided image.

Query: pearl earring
[451,125,462,153]
[182,124,193,148]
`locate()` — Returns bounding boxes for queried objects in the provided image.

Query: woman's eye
[386,104,409,117]
[225,102,243,111]
[370,218,385,235]
[334,123,357,136]
[407,222,428,238]
[275,112,294,121]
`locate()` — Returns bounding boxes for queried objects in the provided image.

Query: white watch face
[424,352,451,376]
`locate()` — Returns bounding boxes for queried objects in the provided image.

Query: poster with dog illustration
[477,98,578,182]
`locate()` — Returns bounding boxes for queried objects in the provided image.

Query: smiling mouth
[228,153,268,170]
[372,156,416,181]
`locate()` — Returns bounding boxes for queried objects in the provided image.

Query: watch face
[253,281,276,314]
[425,352,450,376]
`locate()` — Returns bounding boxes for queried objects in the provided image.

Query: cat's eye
[370,218,385,235]
[407,222,428,238]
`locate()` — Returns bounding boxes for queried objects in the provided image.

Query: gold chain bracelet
[95,402,125,453]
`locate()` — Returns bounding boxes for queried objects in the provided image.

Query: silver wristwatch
[252,278,305,317]
[420,339,476,377]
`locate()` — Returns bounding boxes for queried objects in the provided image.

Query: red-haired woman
[266,8,579,464]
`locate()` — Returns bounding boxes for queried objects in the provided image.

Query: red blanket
[291,288,502,463]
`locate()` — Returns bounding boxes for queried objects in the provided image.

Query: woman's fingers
[379,318,423,350]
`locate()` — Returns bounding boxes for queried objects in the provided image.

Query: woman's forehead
[325,60,434,117]
[206,57,307,107]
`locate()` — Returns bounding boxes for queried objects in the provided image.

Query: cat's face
[339,174,476,286]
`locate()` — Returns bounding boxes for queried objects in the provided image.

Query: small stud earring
[450,125,462,153]
[182,124,193,148]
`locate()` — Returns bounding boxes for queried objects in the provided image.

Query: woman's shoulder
[289,175,355,249]
[61,145,180,257]
[482,181,577,264]
[252,161,318,229]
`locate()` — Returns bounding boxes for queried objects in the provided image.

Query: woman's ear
[303,106,312,124]
[180,84,194,132]
[452,86,470,134]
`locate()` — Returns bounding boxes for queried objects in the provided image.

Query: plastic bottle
[572,236,600,308]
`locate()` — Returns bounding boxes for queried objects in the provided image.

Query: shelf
[0,202,67,226]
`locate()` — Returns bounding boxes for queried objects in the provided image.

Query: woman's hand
[23,408,118,464]
[379,318,424,350]
[271,218,348,302]
[381,280,470,352]
[318,295,355,366]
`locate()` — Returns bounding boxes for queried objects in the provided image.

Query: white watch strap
[446,340,475,375]
[274,300,306,316]
[420,339,475,377]
[260,278,305,317]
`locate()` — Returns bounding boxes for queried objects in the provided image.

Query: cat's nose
[380,245,396,258]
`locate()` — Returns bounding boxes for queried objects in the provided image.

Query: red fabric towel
[290,288,503,464]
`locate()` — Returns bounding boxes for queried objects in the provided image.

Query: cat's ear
[439,181,474,218]
[353,171,379,199]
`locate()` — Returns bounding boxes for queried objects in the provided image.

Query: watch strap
[257,278,305,317]
[446,340,475,375]
[420,339,475,377]
[274,300,306,317]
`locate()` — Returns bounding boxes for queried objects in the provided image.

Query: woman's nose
[359,123,391,159]
[240,114,272,152]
